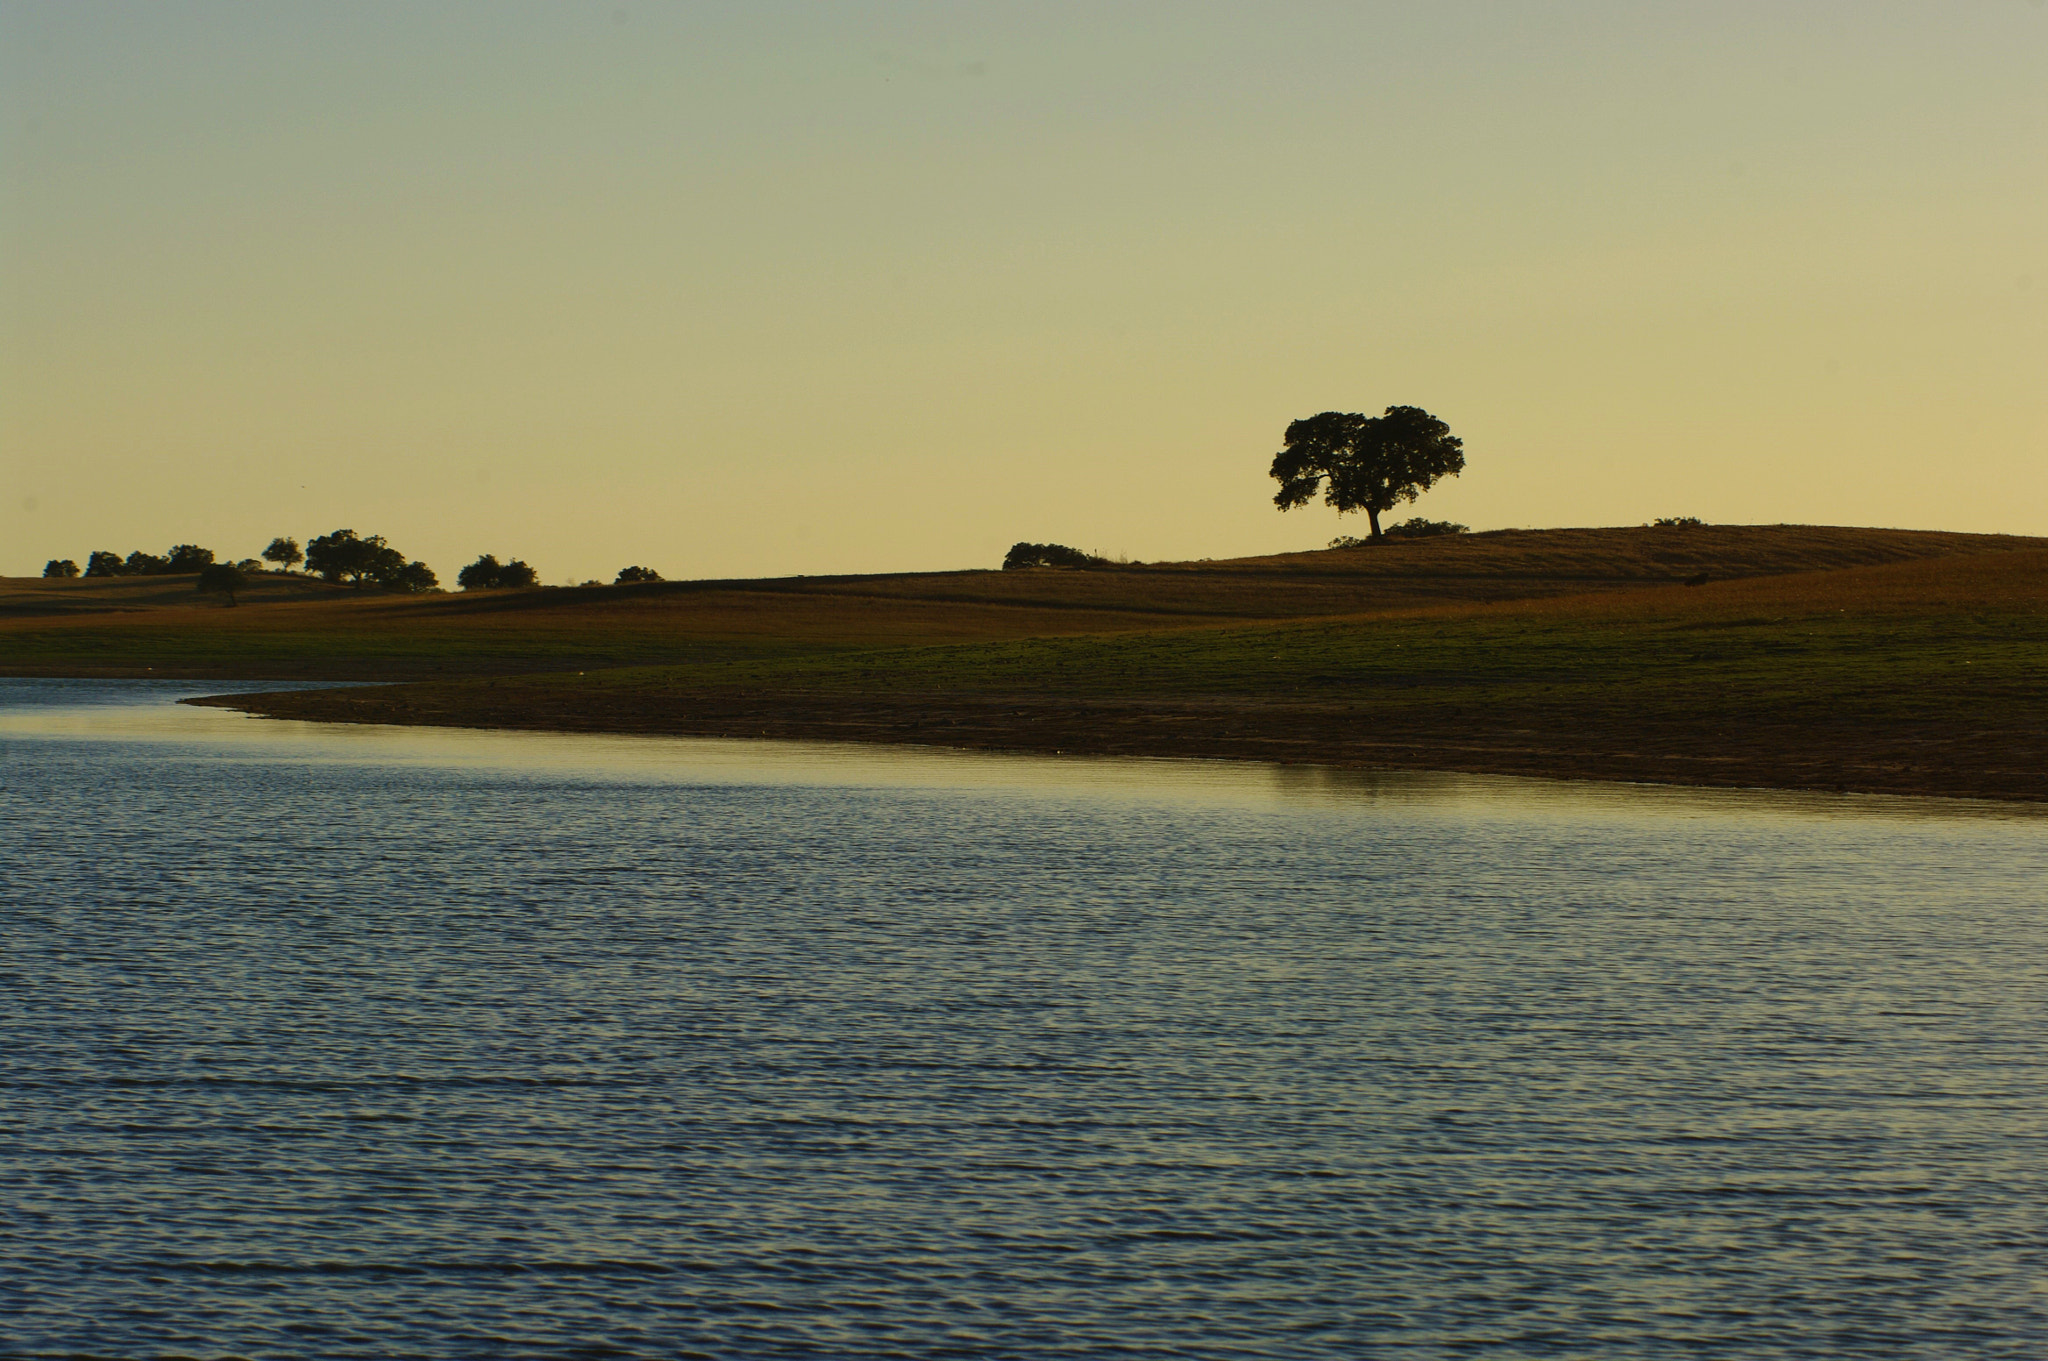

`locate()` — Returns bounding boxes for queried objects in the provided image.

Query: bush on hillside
[1330,518,1467,548]
[1382,517,1468,539]
[1653,516,1706,527]
[1003,542,1106,570]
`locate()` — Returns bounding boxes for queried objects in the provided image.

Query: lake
[3,677,2045,1358]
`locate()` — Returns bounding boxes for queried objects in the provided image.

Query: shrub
[1653,516,1706,528]
[615,565,663,583]
[42,559,80,578]
[1002,542,1106,570]
[1382,517,1468,539]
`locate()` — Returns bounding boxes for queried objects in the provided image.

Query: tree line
[43,530,666,595]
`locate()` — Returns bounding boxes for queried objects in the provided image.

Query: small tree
[43,559,80,578]
[1270,405,1465,540]
[615,565,662,584]
[124,550,170,575]
[262,536,303,572]
[196,562,247,605]
[457,554,503,590]
[84,550,124,577]
[389,559,439,592]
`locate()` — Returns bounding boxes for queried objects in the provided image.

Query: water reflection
[3,676,2037,823]
[5,676,2046,1357]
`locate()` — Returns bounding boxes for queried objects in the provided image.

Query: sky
[3,1,2043,583]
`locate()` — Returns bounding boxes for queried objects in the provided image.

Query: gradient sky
[4,2,2043,582]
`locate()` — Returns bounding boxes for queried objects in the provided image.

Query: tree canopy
[262,536,303,572]
[78,544,218,576]
[456,554,540,590]
[42,559,80,578]
[614,565,662,584]
[305,529,438,591]
[196,562,247,605]
[1270,405,1465,540]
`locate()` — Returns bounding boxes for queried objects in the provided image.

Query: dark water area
[4,678,2046,1358]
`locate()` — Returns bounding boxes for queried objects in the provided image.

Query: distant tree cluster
[1271,405,1465,540]
[614,565,662,584]
[457,554,540,590]
[1003,542,1107,570]
[1652,516,1706,528]
[77,544,218,577]
[306,529,438,591]
[42,559,80,578]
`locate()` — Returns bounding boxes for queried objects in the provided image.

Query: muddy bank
[192,684,2048,804]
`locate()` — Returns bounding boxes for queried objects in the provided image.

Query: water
[3,677,2045,1358]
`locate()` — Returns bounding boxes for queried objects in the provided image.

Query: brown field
[3,524,2034,678]
[9,525,2047,801]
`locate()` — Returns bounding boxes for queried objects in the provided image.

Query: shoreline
[188,683,2048,805]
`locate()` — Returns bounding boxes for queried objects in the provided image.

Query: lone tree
[196,562,247,605]
[1269,405,1465,541]
[43,559,80,578]
[262,536,303,572]
[614,565,662,584]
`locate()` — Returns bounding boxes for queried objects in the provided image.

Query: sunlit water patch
[3,678,2045,1358]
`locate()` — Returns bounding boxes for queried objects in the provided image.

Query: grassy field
[9,525,2046,800]
[3,524,2030,677]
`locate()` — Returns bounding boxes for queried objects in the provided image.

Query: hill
[10,524,2047,801]
[3,524,2035,679]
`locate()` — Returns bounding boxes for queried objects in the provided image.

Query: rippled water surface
[4,677,2046,1358]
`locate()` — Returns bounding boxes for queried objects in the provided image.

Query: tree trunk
[1366,506,1383,539]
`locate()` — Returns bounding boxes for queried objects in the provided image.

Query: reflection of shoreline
[188,683,2048,809]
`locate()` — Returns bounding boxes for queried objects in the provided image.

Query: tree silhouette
[458,554,539,590]
[196,562,246,605]
[1270,405,1465,540]
[42,559,80,578]
[263,536,303,572]
[306,529,436,591]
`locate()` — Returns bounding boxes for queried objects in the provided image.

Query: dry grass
[190,537,2048,802]
[5,525,2038,680]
